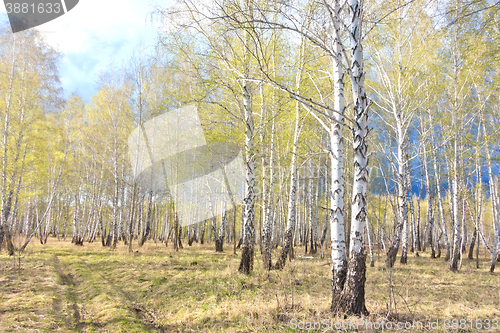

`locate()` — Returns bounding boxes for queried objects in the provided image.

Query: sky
[1,0,167,102]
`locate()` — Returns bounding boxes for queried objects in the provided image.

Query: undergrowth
[0,238,499,332]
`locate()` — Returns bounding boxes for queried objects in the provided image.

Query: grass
[1,238,500,332]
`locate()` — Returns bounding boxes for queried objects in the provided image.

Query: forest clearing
[1,238,499,332]
[2,0,500,331]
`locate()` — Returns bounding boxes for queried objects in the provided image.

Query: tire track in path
[75,255,168,332]
[52,255,82,332]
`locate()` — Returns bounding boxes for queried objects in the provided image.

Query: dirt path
[52,255,82,332]
[74,255,167,332]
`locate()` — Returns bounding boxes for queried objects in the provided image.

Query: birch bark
[334,0,369,315]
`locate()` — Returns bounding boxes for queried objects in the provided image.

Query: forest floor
[0,238,499,332]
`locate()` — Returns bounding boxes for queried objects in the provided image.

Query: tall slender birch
[335,0,369,315]
[329,0,347,306]
[238,7,256,272]
[407,166,418,258]
[273,72,302,270]
[385,125,408,268]
[430,114,451,261]
[421,131,435,257]
[273,25,308,269]
[481,110,500,271]
[262,113,275,269]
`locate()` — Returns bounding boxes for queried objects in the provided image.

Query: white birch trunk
[238,78,256,274]
[330,0,347,303]
[274,97,300,270]
[0,37,17,255]
[386,125,407,267]
[481,112,500,271]
[274,33,306,269]
[430,121,450,260]
[450,117,461,271]
[423,145,435,258]
[307,160,314,254]
[335,0,369,315]
[407,171,418,257]
[262,115,275,269]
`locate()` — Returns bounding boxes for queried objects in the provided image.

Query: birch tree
[213,0,375,314]
[0,25,61,253]
[86,70,133,249]
[366,0,435,267]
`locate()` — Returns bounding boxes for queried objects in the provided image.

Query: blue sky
[1,0,166,102]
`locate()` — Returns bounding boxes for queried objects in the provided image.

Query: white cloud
[127,28,136,39]
[40,0,158,53]
[2,0,171,101]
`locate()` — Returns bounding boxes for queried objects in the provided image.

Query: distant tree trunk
[262,115,275,270]
[424,166,435,258]
[468,228,476,260]
[23,199,32,238]
[318,162,329,260]
[139,190,153,247]
[273,36,304,269]
[469,128,483,260]
[319,219,328,259]
[200,221,206,245]
[0,39,17,256]
[450,127,461,271]
[118,154,127,242]
[460,199,466,267]
[407,169,418,257]
[416,181,422,252]
[219,210,226,250]
[177,218,183,249]
[100,210,106,247]
[307,160,316,255]
[431,124,450,261]
[386,126,407,268]
[128,185,137,253]
[72,193,83,246]
[188,225,194,246]
[233,207,237,254]
[110,136,120,249]
[367,215,375,267]
[174,208,180,251]
[481,111,500,271]
[214,209,226,252]
[273,90,300,270]
[422,140,434,257]
[491,187,500,272]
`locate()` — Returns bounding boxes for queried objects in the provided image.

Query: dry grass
[1,238,500,332]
